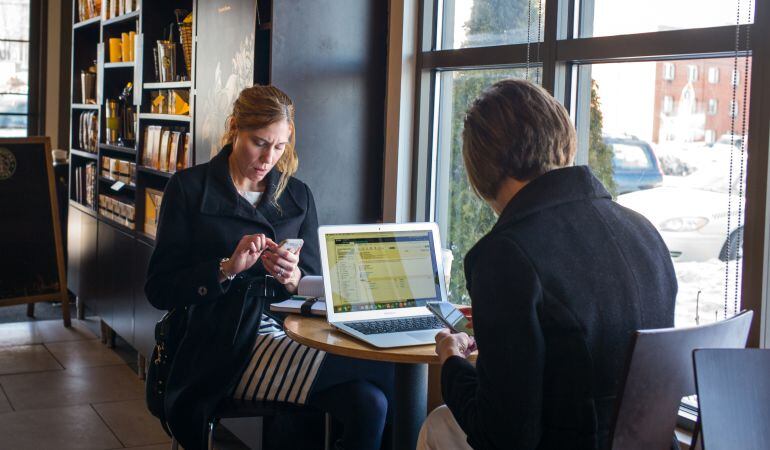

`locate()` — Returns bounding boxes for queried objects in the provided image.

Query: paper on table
[269,276,327,316]
[298,275,324,299]
[269,298,326,316]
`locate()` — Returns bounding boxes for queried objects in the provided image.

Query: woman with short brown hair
[418,79,676,449]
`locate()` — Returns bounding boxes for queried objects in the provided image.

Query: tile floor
[0,318,172,450]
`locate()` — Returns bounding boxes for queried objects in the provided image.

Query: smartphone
[426,301,474,336]
[278,238,304,254]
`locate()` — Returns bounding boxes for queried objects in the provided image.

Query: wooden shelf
[138,113,191,122]
[143,81,192,89]
[70,148,98,160]
[73,16,101,30]
[102,10,140,26]
[104,61,135,69]
[69,199,97,217]
[72,103,99,110]
[99,143,137,156]
[137,165,174,178]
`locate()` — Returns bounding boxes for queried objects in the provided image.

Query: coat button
[198,286,208,296]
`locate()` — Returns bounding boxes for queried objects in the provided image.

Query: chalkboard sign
[0,137,70,326]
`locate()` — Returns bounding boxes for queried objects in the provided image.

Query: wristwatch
[219,257,236,281]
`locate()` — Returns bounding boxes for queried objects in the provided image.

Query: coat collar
[199,145,283,234]
[491,166,612,233]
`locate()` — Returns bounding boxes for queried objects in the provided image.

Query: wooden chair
[693,348,770,450]
[609,310,753,450]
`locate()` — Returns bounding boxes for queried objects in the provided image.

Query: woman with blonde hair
[146,85,392,450]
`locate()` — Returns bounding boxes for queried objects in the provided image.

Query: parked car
[606,135,664,195]
[617,165,744,262]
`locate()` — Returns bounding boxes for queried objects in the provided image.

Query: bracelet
[219,257,236,281]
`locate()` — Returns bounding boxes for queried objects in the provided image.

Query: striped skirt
[232,316,326,404]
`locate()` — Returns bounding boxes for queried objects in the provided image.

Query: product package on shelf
[149,89,190,115]
[103,0,135,20]
[73,162,96,208]
[144,188,164,238]
[100,156,136,186]
[78,111,98,153]
[142,126,191,173]
[78,0,102,22]
[98,194,136,230]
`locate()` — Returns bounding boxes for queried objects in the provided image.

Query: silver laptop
[318,223,449,348]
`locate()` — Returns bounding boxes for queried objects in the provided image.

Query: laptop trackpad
[407,330,439,342]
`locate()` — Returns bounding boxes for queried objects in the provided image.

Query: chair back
[609,310,753,450]
[693,348,770,450]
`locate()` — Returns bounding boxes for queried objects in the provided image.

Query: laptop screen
[323,230,442,313]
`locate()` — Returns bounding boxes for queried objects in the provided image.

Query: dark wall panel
[271,0,387,225]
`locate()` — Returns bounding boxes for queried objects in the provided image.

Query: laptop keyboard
[346,316,446,335]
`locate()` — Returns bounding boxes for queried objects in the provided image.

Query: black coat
[441,166,677,450]
[144,145,321,449]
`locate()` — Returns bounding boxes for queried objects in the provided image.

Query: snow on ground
[673,258,742,328]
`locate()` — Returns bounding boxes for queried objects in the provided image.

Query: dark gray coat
[441,166,677,450]
[144,145,321,449]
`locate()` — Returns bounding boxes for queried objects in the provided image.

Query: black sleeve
[144,175,230,310]
[297,183,321,276]
[441,236,545,449]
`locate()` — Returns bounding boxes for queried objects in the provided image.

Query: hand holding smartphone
[426,301,474,336]
[277,238,303,254]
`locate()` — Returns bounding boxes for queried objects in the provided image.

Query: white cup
[441,249,454,290]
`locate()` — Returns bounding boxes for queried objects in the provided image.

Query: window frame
[0,0,45,137]
[408,0,770,347]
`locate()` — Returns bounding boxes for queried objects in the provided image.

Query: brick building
[653,57,751,144]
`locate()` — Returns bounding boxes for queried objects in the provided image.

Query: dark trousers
[308,354,394,450]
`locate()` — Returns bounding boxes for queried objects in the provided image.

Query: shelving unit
[67,0,274,367]
[67,0,200,363]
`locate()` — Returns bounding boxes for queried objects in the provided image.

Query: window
[708,99,718,115]
[434,68,531,302]
[663,95,674,114]
[688,65,698,82]
[412,0,767,351]
[0,0,31,137]
[708,67,720,84]
[581,0,754,38]
[438,0,545,50]
[663,63,675,81]
[580,57,749,326]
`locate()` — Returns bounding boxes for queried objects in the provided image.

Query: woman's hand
[435,329,476,364]
[262,241,303,293]
[219,234,273,282]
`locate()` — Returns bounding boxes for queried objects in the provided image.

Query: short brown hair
[222,85,298,202]
[462,79,576,200]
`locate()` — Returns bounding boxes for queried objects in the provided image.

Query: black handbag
[146,306,188,435]
[144,275,286,437]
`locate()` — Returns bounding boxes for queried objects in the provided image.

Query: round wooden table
[284,315,475,450]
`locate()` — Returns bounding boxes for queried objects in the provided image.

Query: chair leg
[170,437,179,450]
[207,419,217,450]
[324,413,332,450]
